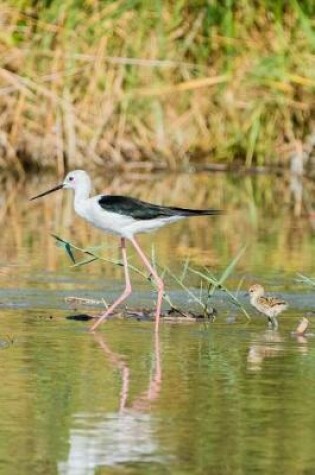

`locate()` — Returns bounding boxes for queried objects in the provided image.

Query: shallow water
[0,171,314,474]
[2,310,315,475]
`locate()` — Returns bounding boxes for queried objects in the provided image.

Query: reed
[0,1,314,174]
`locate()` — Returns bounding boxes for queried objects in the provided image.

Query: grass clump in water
[53,234,249,322]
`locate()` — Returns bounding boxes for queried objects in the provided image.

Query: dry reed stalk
[132,74,230,97]
[0,1,313,173]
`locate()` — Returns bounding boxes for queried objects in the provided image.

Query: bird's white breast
[74,196,133,236]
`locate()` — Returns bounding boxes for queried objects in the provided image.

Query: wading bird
[248,284,288,329]
[31,170,222,331]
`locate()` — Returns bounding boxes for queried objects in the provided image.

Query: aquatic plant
[52,234,249,321]
[296,273,315,288]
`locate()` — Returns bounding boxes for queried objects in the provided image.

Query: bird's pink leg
[90,237,131,332]
[129,237,164,332]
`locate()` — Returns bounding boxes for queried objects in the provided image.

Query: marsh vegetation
[0,1,314,174]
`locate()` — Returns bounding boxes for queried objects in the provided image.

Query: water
[0,171,314,474]
[1,316,315,474]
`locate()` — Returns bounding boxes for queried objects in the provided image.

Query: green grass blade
[51,234,76,263]
[217,245,247,285]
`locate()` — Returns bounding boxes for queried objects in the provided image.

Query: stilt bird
[31,170,222,331]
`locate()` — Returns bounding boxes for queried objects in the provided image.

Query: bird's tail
[168,207,224,216]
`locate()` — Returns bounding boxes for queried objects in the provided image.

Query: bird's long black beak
[30,183,64,201]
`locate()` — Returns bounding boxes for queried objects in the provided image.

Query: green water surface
[0,171,314,475]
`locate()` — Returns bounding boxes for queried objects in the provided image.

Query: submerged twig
[294,317,309,337]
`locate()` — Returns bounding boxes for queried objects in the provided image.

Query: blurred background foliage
[0,0,314,174]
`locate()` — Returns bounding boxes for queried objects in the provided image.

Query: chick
[248,284,288,329]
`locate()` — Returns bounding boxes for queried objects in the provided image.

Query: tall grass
[0,0,314,174]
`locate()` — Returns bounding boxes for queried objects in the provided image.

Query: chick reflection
[247,331,284,372]
[247,326,308,372]
[58,332,162,475]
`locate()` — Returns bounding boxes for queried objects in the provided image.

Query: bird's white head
[248,284,265,299]
[30,169,92,201]
[63,170,92,193]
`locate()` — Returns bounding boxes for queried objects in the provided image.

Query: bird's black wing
[98,195,222,220]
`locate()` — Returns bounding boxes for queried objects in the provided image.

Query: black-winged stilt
[31,170,222,331]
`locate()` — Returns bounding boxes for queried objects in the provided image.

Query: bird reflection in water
[58,331,163,475]
[247,318,310,372]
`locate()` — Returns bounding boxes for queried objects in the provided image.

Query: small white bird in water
[248,284,288,329]
[31,170,222,332]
